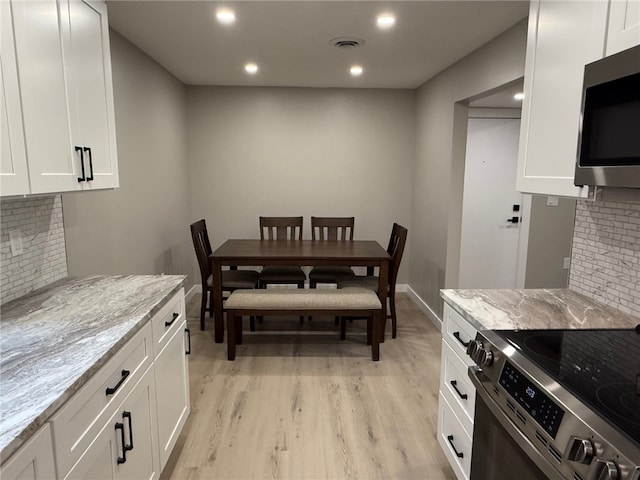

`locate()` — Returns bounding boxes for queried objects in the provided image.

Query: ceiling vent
[330,37,365,49]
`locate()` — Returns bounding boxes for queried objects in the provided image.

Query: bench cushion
[225,287,382,310]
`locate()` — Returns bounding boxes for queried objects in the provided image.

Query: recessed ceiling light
[245,63,258,74]
[216,9,236,24]
[376,14,396,29]
[514,92,525,100]
[350,65,363,76]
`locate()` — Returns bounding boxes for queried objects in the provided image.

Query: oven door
[468,367,565,480]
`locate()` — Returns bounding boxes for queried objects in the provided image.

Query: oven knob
[480,349,494,366]
[467,340,481,358]
[566,436,594,464]
[592,459,619,480]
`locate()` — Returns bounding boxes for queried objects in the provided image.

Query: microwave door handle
[468,367,565,480]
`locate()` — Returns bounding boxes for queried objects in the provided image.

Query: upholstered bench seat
[225,288,383,361]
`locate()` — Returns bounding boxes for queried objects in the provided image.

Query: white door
[459,116,524,288]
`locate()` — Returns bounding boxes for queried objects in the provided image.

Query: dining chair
[308,216,356,288]
[337,223,408,339]
[190,219,259,331]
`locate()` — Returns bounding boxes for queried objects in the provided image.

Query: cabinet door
[515,0,608,198]
[10,0,81,194]
[0,424,56,480]
[65,367,160,480]
[154,323,190,470]
[0,1,30,197]
[62,0,119,190]
[607,0,640,55]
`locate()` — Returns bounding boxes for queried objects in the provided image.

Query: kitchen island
[0,275,188,479]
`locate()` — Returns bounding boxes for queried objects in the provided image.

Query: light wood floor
[161,293,457,480]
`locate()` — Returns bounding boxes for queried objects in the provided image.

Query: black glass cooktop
[496,328,640,447]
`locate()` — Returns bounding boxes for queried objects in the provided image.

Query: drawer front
[440,340,475,435]
[51,322,153,479]
[151,289,185,357]
[442,304,477,366]
[438,392,472,480]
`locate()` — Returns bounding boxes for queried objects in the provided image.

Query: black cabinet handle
[450,380,468,400]
[115,422,127,464]
[185,328,191,355]
[76,146,86,182]
[106,369,130,395]
[122,411,133,451]
[83,147,94,181]
[507,216,520,224]
[447,435,464,458]
[453,331,470,348]
[165,312,179,327]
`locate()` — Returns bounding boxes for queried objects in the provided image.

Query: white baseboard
[186,284,200,302]
[406,285,442,331]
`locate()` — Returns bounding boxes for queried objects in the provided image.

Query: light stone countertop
[0,275,186,463]
[441,288,639,332]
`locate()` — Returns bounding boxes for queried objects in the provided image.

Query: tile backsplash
[1,196,67,305]
[569,200,640,318]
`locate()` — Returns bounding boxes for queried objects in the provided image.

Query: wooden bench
[225,288,383,361]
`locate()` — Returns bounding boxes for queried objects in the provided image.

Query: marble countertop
[441,288,639,331]
[0,275,186,463]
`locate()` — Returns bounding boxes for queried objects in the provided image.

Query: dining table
[209,239,391,343]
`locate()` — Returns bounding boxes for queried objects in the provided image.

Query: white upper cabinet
[606,0,640,55]
[0,1,30,196]
[3,0,118,197]
[516,0,609,198]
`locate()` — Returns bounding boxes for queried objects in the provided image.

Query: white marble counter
[0,275,186,463]
[441,288,639,331]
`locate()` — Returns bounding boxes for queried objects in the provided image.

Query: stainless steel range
[466,328,640,480]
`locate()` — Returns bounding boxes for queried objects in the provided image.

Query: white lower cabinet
[154,321,190,470]
[0,424,56,480]
[438,304,478,480]
[65,366,159,480]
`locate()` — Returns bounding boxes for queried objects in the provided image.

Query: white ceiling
[106,1,529,89]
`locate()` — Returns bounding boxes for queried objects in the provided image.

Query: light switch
[546,196,559,207]
[563,257,570,269]
[9,230,23,256]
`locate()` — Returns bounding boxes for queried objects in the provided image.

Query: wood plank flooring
[162,293,457,480]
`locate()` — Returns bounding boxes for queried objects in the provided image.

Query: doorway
[458,80,529,288]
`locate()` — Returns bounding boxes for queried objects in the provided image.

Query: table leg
[227,312,236,360]
[212,258,224,343]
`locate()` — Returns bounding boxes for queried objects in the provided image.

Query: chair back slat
[190,219,212,283]
[387,223,408,286]
[311,216,355,241]
[259,216,303,240]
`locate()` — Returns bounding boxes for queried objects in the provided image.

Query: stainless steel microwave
[574,44,640,189]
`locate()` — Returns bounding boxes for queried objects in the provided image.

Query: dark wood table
[209,239,390,344]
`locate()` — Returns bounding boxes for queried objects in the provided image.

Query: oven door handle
[467,366,565,480]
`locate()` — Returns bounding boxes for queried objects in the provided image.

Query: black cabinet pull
[165,312,179,327]
[106,369,130,395]
[115,422,127,464]
[450,380,468,400]
[83,147,94,181]
[75,146,86,182]
[122,411,133,451]
[447,435,464,458]
[453,331,470,348]
[185,328,191,355]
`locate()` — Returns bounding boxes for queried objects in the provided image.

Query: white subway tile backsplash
[1,196,67,305]
[569,200,640,318]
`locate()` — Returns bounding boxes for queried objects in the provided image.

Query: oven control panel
[499,362,565,438]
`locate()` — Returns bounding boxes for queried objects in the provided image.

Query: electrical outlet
[9,230,23,256]
[563,257,570,269]
[546,196,559,207]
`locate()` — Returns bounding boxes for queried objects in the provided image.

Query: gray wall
[410,20,527,319]
[186,86,416,283]
[63,32,196,286]
[524,195,576,288]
